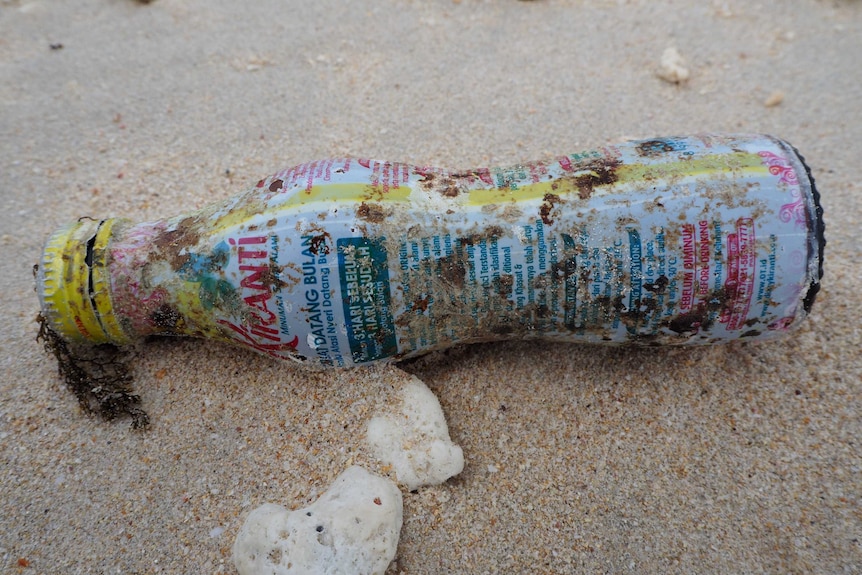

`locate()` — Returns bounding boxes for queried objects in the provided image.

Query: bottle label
[103,135,820,367]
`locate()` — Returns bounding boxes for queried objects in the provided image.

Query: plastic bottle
[36,134,824,368]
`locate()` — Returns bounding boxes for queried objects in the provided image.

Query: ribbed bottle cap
[36,219,131,345]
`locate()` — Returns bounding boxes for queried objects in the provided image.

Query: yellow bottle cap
[37,218,132,345]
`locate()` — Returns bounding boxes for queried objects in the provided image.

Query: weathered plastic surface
[37,134,824,368]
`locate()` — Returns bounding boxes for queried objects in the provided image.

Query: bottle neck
[40,208,290,349]
[102,215,242,343]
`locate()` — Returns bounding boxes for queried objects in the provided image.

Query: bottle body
[37,134,824,367]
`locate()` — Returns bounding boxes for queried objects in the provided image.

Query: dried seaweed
[36,313,149,429]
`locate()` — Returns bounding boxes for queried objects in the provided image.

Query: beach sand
[1,0,860,572]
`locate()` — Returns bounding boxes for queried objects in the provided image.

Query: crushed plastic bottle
[37,134,824,368]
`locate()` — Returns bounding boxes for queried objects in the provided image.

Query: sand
[1,0,860,573]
